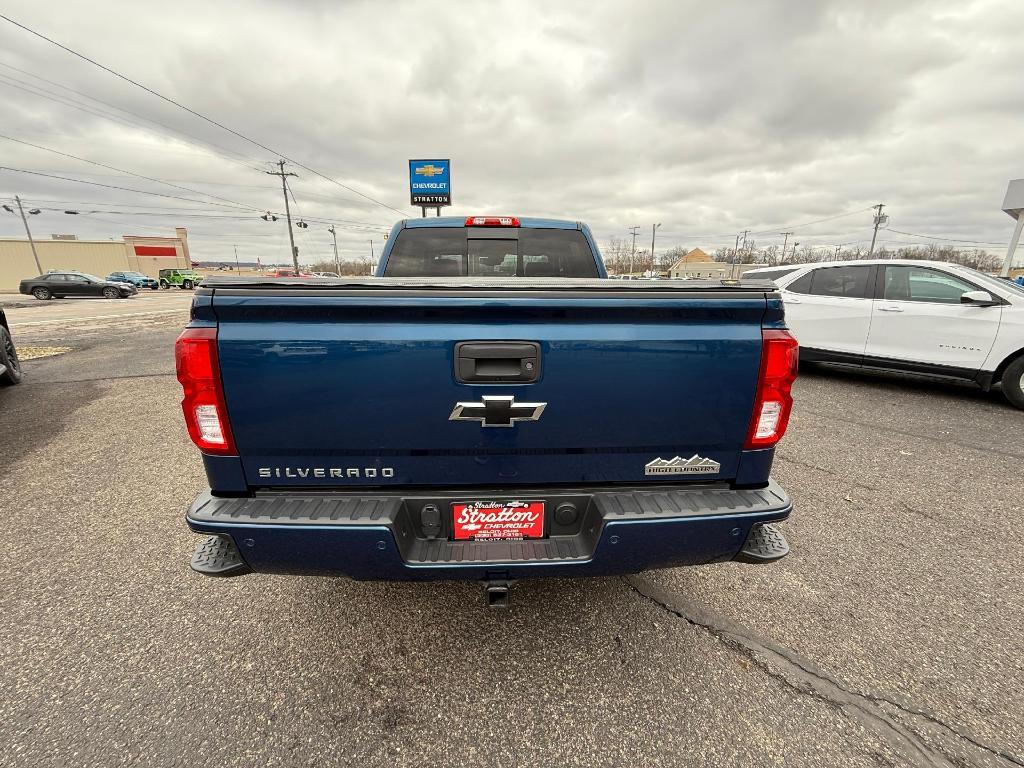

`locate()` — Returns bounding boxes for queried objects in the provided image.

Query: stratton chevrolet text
[177,216,799,606]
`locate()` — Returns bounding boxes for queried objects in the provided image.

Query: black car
[18,271,137,300]
[0,306,22,386]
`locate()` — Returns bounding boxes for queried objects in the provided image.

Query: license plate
[451,500,545,541]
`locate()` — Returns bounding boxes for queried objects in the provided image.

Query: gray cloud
[1,0,1021,266]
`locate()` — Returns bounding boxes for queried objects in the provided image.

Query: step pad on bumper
[734,523,789,563]
[408,535,588,565]
[191,534,252,577]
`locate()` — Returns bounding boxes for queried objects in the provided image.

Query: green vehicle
[159,269,204,290]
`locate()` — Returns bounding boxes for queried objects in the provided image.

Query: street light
[651,222,661,274]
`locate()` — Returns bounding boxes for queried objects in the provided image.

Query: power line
[0,133,267,212]
[1,193,386,230]
[748,207,874,236]
[1,196,247,211]
[26,207,381,229]
[0,13,407,216]
[643,209,873,241]
[33,207,263,220]
[0,68,262,171]
[0,165,268,208]
[884,227,1007,246]
[0,72,146,133]
[0,59,262,167]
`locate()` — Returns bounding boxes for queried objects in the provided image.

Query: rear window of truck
[383,227,599,278]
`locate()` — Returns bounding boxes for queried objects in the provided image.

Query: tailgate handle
[455,341,541,383]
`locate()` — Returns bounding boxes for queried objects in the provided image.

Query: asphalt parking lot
[1,293,1021,768]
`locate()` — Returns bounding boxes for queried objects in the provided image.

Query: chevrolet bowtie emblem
[415,165,444,177]
[449,395,546,428]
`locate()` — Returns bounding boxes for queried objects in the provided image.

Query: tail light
[465,216,520,227]
[175,327,236,455]
[745,329,799,449]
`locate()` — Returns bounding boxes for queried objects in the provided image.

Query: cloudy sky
[1,0,1021,266]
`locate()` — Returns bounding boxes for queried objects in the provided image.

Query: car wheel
[182,279,194,290]
[32,287,51,300]
[0,325,22,386]
[150,284,159,291]
[1002,356,1024,410]
[160,279,169,289]
[103,286,120,299]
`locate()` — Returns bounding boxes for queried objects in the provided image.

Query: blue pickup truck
[178,216,797,606]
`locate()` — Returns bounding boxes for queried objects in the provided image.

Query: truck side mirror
[960,290,998,306]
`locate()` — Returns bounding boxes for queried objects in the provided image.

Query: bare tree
[603,236,633,274]
[310,258,373,275]
[659,245,687,271]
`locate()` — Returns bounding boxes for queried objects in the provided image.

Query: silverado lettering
[258,467,396,479]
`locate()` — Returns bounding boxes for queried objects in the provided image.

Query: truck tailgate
[206,279,771,488]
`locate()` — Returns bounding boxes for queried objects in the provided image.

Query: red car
[266,269,314,278]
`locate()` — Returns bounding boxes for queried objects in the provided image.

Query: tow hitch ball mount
[484,579,512,609]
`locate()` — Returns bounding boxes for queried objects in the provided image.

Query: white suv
[745,260,1024,409]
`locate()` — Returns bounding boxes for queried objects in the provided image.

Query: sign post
[409,159,451,217]
[1000,179,1024,277]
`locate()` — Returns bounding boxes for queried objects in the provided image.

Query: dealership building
[0,228,192,291]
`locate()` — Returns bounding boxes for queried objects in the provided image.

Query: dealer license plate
[451,500,545,541]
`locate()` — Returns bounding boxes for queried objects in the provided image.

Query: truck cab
[376,216,607,278]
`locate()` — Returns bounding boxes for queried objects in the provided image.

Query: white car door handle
[878,305,904,312]
[787,297,801,304]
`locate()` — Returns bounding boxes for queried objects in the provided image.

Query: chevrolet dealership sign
[409,159,451,207]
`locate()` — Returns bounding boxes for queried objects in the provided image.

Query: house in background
[668,248,761,279]
[669,248,726,279]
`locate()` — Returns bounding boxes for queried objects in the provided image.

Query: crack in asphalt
[624,574,1022,768]
[775,452,882,492]
[799,409,1024,460]
[16,372,176,385]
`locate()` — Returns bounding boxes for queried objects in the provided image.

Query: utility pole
[650,223,661,274]
[779,232,793,265]
[15,196,43,274]
[369,239,374,272]
[868,203,886,257]
[628,225,641,276]
[327,225,341,275]
[265,160,300,272]
[233,244,240,272]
